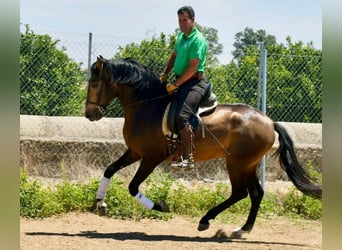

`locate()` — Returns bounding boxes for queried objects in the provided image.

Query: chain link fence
[20,28,322,181]
[20,27,322,122]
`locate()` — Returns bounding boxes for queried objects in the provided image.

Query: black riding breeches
[174,77,208,131]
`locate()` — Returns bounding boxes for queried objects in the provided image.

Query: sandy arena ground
[21,212,321,250]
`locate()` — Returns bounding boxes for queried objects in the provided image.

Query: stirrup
[171,159,194,169]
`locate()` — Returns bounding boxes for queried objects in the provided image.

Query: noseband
[86,101,107,115]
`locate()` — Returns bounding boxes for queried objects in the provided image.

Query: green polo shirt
[173,27,207,76]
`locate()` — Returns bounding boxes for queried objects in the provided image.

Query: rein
[121,93,170,107]
[86,92,170,116]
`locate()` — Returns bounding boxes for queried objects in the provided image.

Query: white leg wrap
[134,192,154,210]
[96,176,110,200]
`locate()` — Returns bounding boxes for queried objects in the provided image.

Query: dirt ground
[20,212,321,250]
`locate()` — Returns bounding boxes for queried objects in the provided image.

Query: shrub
[20,167,322,220]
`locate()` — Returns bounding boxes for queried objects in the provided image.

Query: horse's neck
[118,89,169,125]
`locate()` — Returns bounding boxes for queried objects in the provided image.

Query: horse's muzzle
[85,105,105,121]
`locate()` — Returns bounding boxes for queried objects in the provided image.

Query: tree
[227,45,261,105]
[113,27,321,122]
[232,27,276,60]
[194,23,223,66]
[20,25,86,116]
[114,32,175,74]
[266,37,322,122]
[226,36,322,122]
[206,63,241,104]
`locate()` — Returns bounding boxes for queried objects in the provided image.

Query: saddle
[162,82,218,152]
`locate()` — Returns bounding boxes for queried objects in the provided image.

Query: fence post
[259,48,267,189]
[87,32,93,78]
[257,42,263,110]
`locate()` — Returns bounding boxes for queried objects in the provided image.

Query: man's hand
[160,72,168,83]
[166,83,178,94]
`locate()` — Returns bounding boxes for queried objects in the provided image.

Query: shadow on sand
[26,229,308,248]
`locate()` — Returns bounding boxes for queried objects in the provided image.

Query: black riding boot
[172,125,195,169]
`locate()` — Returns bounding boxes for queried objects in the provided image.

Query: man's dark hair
[177,6,195,18]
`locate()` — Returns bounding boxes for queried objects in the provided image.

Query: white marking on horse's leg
[230,227,249,239]
[96,176,110,201]
[134,192,154,210]
[97,200,107,208]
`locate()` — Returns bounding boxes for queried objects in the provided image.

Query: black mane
[109,58,158,85]
[100,58,167,99]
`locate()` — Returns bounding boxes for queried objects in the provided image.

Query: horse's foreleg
[128,156,170,213]
[96,148,140,214]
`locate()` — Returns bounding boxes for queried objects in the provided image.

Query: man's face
[178,12,194,35]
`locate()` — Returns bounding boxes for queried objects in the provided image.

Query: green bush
[20,168,321,221]
[20,169,63,218]
[282,188,322,219]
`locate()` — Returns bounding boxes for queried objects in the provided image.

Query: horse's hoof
[98,206,106,216]
[160,201,170,213]
[229,227,248,239]
[97,201,107,217]
[197,223,210,231]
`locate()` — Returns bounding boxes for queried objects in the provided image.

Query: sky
[20,0,322,64]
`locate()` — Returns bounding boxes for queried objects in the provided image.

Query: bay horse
[85,56,322,238]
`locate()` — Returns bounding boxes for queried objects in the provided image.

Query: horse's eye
[90,82,99,88]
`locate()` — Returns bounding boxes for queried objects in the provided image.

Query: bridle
[86,73,108,115]
[86,100,107,115]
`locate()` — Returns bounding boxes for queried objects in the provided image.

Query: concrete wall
[20,115,322,181]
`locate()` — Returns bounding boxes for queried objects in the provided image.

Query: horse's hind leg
[231,171,264,238]
[96,148,141,214]
[198,168,248,231]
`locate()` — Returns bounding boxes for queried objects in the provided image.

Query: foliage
[266,38,322,122]
[226,37,322,122]
[20,169,64,218]
[20,25,87,116]
[19,25,322,122]
[232,27,277,60]
[115,33,175,74]
[110,27,321,122]
[282,188,322,220]
[206,64,241,104]
[277,161,322,219]
[194,23,223,66]
[20,167,321,221]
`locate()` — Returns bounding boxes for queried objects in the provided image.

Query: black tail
[273,122,322,199]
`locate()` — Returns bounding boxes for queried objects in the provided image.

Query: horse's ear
[96,56,104,71]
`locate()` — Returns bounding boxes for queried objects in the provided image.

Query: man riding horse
[160,6,209,169]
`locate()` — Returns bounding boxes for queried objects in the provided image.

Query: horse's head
[85,56,169,121]
[85,56,117,121]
